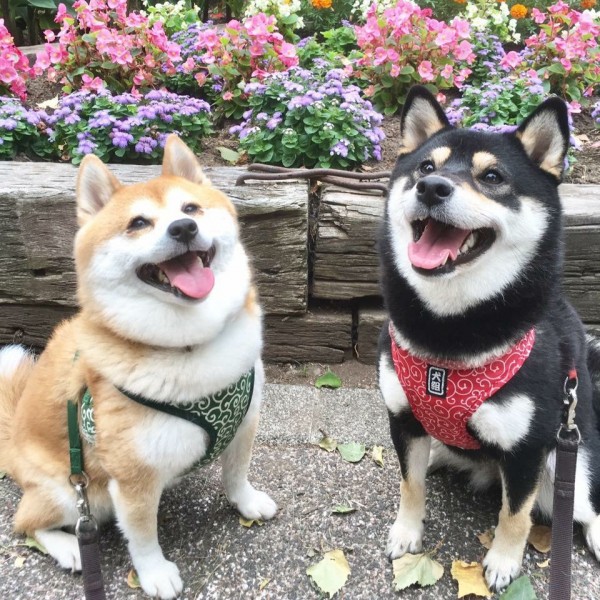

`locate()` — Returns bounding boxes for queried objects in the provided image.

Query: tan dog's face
[74,136,254,347]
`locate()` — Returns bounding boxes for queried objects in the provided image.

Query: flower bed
[0,0,599,181]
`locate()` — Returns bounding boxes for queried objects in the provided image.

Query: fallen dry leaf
[318,435,338,453]
[528,525,551,553]
[537,559,550,569]
[258,577,270,591]
[126,569,141,589]
[306,549,350,598]
[451,561,492,598]
[239,517,264,528]
[372,445,384,467]
[476,529,494,550]
[13,556,26,568]
[331,504,356,515]
[392,553,444,591]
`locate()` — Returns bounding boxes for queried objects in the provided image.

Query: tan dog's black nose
[416,176,454,207]
[168,218,198,244]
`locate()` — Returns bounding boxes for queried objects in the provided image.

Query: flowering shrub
[353,0,475,114]
[0,97,51,159]
[164,15,298,119]
[142,0,200,37]
[33,0,181,94]
[297,27,359,70]
[0,19,32,100]
[350,0,397,22]
[230,66,385,168]
[447,74,546,127]
[244,0,304,40]
[520,2,600,100]
[460,0,520,43]
[45,89,212,163]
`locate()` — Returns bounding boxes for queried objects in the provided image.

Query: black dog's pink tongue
[409,220,470,270]
[159,251,215,299]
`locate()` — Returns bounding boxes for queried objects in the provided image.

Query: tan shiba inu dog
[0,136,277,599]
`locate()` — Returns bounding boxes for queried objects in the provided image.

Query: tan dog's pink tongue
[408,220,470,270]
[159,252,215,299]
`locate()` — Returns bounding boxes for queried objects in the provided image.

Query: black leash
[235,163,391,194]
[67,399,107,600]
[549,369,580,600]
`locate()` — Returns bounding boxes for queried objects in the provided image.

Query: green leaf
[331,504,356,515]
[25,0,57,9]
[315,371,341,390]
[337,443,366,463]
[217,146,240,164]
[306,549,350,598]
[0,471,6,479]
[318,435,338,452]
[392,553,444,591]
[239,517,264,528]
[127,569,141,589]
[24,537,48,555]
[499,575,537,600]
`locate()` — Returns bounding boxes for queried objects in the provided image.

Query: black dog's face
[386,87,570,317]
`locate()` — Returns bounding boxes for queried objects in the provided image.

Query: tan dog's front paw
[483,548,521,592]
[230,484,277,521]
[386,518,424,559]
[136,557,183,599]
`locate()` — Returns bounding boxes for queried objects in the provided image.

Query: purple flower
[135,136,158,154]
[0,118,18,130]
[111,131,134,148]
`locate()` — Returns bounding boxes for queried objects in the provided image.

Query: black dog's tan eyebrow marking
[431,147,451,167]
[472,151,499,176]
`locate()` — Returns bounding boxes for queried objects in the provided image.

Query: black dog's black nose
[168,218,198,243]
[416,176,454,207]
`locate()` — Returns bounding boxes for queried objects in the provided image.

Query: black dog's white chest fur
[377,85,600,592]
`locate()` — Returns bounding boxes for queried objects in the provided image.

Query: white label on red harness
[427,366,447,397]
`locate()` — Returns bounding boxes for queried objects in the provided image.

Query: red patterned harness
[390,327,536,449]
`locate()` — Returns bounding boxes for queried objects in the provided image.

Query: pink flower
[500,50,522,70]
[435,28,456,47]
[417,60,435,82]
[278,41,298,67]
[454,40,475,63]
[44,29,56,42]
[182,57,195,73]
[0,59,17,83]
[144,54,156,68]
[440,64,453,80]
[81,73,105,92]
[567,100,581,114]
[55,3,68,23]
[451,18,470,39]
[531,8,546,24]
[34,49,51,72]
[390,64,400,77]
[222,91,233,101]
[436,93,447,104]
[560,58,572,71]
[195,72,207,86]
[548,1,570,14]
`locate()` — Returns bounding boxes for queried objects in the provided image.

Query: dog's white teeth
[459,232,477,255]
[157,270,169,284]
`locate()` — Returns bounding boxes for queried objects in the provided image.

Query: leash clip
[558,370,581,443]
[70,472,98,537]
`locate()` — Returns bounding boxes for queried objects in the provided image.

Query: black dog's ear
[515,97,570,181]
[399,86,451,153]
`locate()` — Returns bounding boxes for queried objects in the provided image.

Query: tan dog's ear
[400,85,451,153]
[76,155,121,226]
[162,135,211,186]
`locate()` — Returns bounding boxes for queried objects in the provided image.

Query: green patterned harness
[80,369,255,468]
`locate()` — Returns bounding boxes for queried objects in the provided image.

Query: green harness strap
[80,368,255,469]
[68,399,84,475]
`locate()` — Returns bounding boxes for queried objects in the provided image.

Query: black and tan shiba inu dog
[378,85,600,591]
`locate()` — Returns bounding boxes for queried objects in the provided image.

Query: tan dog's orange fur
[0,136,276,599]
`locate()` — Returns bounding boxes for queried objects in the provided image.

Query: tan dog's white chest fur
[0,136,277,600]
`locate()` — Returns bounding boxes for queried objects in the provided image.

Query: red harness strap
[390,327,536,449]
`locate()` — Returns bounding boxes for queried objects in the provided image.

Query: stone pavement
[1,383,599,599]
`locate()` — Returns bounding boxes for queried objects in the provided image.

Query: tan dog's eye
[127,216,151,231]
[182,203,202,215]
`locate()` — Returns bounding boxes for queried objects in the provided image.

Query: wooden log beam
[0,162,308,317]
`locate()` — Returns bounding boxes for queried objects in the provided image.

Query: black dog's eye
[127,216,150,231]
[481,169,504,184]
[419,160,435,175]
[183,203,201,215]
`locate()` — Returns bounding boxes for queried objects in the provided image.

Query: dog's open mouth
[137,248,216,300]
[409,218,495,274]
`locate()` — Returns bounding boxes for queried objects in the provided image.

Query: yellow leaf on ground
[306,549,350,598]
[126,569,141,589]
[318,435,338,452]
[239,517,264,528]
[451,561,492,598]
[14,556,26,568]
[537,559,550,569]
[392,553,444,590]
[372,445,384,467]
[476,529,494,550]
[258,577,270,591]
[528,525,551,553]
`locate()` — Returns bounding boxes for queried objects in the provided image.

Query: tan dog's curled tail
[0,345,36,472]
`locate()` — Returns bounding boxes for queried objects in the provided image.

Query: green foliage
[142,0,200,37]
[0,97,52,160]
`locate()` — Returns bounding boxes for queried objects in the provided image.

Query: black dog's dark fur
[377,85,600,589]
